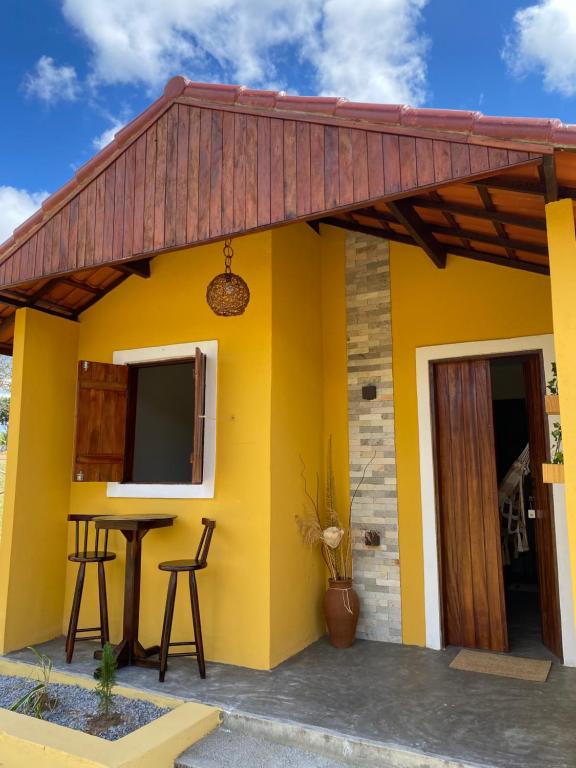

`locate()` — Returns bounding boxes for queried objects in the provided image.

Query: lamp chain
[223,239,233,275]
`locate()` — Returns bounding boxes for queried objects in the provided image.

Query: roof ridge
[169,75,572,143]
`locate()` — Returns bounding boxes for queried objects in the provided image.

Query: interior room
[491,356,553,659]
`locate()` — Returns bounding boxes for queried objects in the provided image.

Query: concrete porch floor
[7,637,576,768]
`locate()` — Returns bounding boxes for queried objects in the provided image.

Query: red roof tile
[170,76,576,146]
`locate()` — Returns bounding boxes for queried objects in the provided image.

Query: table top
[94,514,177,531]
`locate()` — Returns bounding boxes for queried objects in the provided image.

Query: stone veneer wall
[346,232,401,643]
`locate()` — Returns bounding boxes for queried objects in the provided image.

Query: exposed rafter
[472,179,545,197]
[320,216,548,275]
[446,246,549,275]
[540,155,559,203]
[471,178,575,199]
[113,259,152,278]
[75,273,130,316]
[354,207,396,226]
[429,225,546,255]
[354,207,547,257]
[411,197,547,231]
[59,277,102,295]
[0,293,77,321]
[428,191,472,252]
[387,200,447,268]
[476,185,516,260]
[320,216,412,244]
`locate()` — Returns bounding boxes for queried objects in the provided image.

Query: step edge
[177,707,495,768]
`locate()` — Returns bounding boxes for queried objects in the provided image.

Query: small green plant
[552,421,564,464]
[9,647,56,719]
[95,642,117,716]
[548,362,559,395]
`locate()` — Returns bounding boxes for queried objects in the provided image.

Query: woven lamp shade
[206,272,250,316]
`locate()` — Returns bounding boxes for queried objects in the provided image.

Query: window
[73,341,217,498]
[127,360,196,484]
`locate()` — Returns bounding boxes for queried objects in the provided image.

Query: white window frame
[107,340,217,499]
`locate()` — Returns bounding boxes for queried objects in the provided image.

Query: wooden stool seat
[65,514,114,664]
[158,518,215,682]
[159,559,204,572]
[69,551,116,564]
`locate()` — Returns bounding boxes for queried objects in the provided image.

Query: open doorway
[432,352,563,661]
[491,356,552,659]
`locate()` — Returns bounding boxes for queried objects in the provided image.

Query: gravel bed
[0,674,170,740]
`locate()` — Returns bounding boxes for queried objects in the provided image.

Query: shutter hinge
[76,470,84,482]
[82,361,89,371]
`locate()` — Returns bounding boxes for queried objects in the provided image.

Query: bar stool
[65,514,116,664]
[158,518,216,682]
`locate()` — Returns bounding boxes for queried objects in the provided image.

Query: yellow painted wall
[0,224,352,670]
[390,243,554,645]
[0,310,79,652]
[545,199,576,627]
[0,227,556,664]
[269,225,326,666]
[66,233,274,670]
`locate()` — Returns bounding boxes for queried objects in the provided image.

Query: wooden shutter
[73,360,129,482]
[433,359,508,652]
[192,347,207,484]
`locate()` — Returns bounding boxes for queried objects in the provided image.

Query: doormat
[449,649,551,682]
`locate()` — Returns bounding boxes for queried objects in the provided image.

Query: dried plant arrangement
[296,437,374,581]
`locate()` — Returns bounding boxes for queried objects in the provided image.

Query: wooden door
[523,355,563,660]
[433,359,508,652]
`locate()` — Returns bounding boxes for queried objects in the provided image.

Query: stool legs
[159,572,177,682]
[159,570,207,682]
[66,562,86,664]
[97,561,110,646]
[189,571,206,679]
[66,561,111,664]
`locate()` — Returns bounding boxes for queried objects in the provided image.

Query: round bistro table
[94,513,177,669]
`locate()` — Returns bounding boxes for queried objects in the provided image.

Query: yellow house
[0,76,575,672]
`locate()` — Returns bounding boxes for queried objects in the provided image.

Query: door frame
[416,334,576,664]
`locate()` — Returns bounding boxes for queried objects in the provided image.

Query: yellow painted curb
[0,659,220,767]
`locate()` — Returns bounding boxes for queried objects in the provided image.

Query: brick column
[346,233,401,643]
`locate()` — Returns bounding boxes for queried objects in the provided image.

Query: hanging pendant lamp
[206,238,250,316]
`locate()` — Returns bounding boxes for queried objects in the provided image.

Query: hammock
[499,443,530,565]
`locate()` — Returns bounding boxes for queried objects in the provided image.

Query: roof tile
[473,116,561,142]
[238,88,281,108]
[279,95,345,115]
[334,102,403,123]
[402,108,479,132]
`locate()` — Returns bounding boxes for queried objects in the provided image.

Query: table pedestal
[94,529,160,669]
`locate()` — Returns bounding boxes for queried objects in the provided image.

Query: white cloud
[503,0,576,96]
[61,0,429,104]
[92,116,127,150]
[24,55,81,102]
[0,187,49,244]
[312,0,429,103]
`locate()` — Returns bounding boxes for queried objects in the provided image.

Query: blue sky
[1,0,576,242]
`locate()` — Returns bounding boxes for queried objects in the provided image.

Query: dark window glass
[129,361,194,483]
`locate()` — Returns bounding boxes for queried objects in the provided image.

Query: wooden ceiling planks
[321,165,552,276]
[0,102,539,289]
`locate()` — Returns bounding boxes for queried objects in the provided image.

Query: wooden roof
[0,75,575,350]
